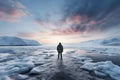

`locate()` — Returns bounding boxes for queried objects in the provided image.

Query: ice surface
[29,66,45,75]
[0,60,34,80]
[0,61,34,73]
[66,48,120,80]
[66,50,93,64]
[0,48,15,54]
[79,36,120,46]
[0,46,120,80]
[0,53,10,57]
[82,47,120,56]
[72,55,93,64]
[0,53,13,62]
[16,74,28,80]
[81,61,120,80]
[0,46,56,80]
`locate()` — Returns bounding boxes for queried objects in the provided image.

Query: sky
[0,0,120,45]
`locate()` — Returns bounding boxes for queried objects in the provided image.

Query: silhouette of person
[57,42,63,60]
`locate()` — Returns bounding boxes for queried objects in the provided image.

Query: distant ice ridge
[81,61,120,80]
[79,36,120,46]
[0,36,41,46]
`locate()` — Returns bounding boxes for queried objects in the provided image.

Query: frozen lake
[0,46,120,80]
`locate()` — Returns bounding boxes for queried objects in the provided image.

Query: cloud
[35,18,51,27]
[34,0,120,36]
[61,0,120,34]
[0,0,27,22]
[64,0,120,18]
[35,18,60,31]
[50,15,97,36]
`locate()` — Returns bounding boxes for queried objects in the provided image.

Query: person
[57,42,63,60]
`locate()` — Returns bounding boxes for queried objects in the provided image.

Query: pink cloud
[52,15,97,35]
[35,15,98,36]
[52,28,82,36]
[66,16,81,25]
[0,0,27,22]
[35,18,57,29]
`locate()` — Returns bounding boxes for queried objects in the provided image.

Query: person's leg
[61,53,62,60]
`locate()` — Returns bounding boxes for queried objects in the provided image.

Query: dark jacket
[57,43,63,53]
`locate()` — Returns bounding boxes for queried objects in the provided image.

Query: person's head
[59,42,61,45]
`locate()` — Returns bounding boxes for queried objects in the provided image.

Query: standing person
[57,42,63,60]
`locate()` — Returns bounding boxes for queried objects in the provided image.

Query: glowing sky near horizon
[0,0,120,44]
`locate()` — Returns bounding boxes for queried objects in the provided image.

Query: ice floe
[81,61,120,80]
